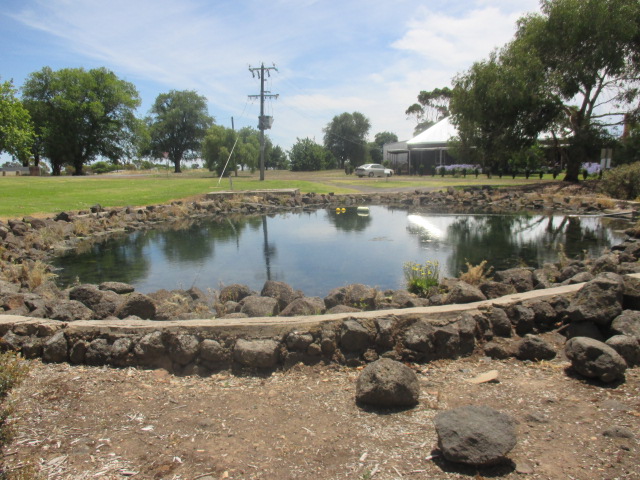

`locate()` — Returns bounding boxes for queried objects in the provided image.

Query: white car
[355,164,389,177]
[384,168,394,177]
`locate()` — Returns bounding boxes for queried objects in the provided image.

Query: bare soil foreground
[4,332,639,480]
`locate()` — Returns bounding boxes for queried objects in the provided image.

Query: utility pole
[249,63,278,181]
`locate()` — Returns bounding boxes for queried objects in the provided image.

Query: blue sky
[1,0,541,153]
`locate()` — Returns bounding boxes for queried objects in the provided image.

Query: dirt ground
[2,331,639,480]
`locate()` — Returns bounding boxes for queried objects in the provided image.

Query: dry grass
[458,260,493,285]
[0,261,57,291]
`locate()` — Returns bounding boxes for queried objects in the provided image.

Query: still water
[52,206,629,297]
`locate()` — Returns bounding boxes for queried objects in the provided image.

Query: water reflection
[52,207,627,296]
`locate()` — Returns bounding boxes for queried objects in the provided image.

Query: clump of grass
[403,260,440,297]
[72,218,92,236]
[459,260,493,286]
[1,261,57,291]
[0,352,29,459]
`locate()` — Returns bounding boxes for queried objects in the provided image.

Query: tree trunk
[173,159,182,173]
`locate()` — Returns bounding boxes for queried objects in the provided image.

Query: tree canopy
[406,87,452,135]
[0,79,34,164]
[444,0,640,181]
[323,112,371,168]
[22,67,140,175]
[146,90,213,173]
[289,137,335,171]
[202,125,262,175]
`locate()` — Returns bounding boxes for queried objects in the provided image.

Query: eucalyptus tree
[147,90,213,173]
[22,67,141,175]
[0,79,34,164]
[405,87,452,135]
[323,112,371,168]
[513,0,640,181]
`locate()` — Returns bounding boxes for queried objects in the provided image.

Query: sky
[1,0,542,155]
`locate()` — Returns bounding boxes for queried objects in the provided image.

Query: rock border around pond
[1,187,639,376]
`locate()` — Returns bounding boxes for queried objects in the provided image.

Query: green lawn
[0,170,563,219]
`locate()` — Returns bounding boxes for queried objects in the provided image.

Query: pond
[52,206,630,297]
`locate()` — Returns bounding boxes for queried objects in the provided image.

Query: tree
[289,138,335,171]
[147,90,213,173]
[406,87,452,135]
[323,112,371,168]
[267,145,289,170]
[202,124,237,175]
[369,131,399,164]
[450,46,559,174]
[512,0,640,181]
[22,67,141,175]
[0,79,34,165]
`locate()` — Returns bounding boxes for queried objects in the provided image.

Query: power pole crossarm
[248,63,279,181]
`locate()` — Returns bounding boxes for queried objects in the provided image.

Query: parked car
[384,168,394,176]
[355,164,388,177]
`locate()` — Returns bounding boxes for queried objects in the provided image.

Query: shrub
[459,260,493,286]
[403,260,440,297]
[599,161,640,200]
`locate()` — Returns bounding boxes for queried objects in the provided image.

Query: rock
[260,281,301,311]
[605,335,640,367]
[340,320,374,352]
[233,339,279,368]
[484,340,515,359]
[602,426,634,439]
[0,280,20,295]
[565,273,624,327]
[355,358,420,407]
[622,276,640,310]
[565,321,604,341]
[279,297,325,316]
[526,300,558,331]
[434,405,517,466]
[494,268,534,293]
[99,281,135,294]
[111,337,133,366]
[390,290,428,308]
[446,280,486,304]
[590,252,620,274]
[433,325,461,358]
[69,284,122,319]
[562,271,595,285]
[50,300,95,321]
[565,337,627,383]
[285,332,314,351]
[239,295,279,317]
[516,335,556,361]
[116,293,157,320]
[85,338,111,366]
[508,305,535,336]
[324,284,378,310]
[610,310,640,338]
[169,334,200,366]
[219,284,253,303]
[133,331,168,367]
[488,308,512,337]
[199,339,229,367]
[403,320,435,354]
[325,305,361,314]
[42,331,68,363]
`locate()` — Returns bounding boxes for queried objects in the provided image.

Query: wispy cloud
[4,0,541,149]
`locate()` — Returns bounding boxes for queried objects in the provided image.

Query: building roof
[407,116,457,148]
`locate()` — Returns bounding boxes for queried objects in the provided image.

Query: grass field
[0,169,561,219]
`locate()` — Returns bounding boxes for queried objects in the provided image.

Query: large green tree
[22,67,141,175]
[0,79,34,165]
[146,90,213,173]
[323,112,371,168]
[289,137,335,171]
[514,0,640,181]
[202,125,261,175]
[450,45,560,174]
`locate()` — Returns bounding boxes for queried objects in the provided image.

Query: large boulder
[487,308,512,337]
[605,335,640,367]
[218,284,253,303]
[50,300,95,321]
[239,295,279,317]
[479,281,517,300]
[339,319,375,352]
[355,358,420,407]
[233,339,279,368]
[515,335,556,361]
[69,284,122,319]
[565,337,627,383]
[565,273,624,327]
[493,268,534,293]
[279,297,325,316]
[116,293,157,320]
[610,310,640,339]
[446,280,486,304]
[260,281,302,311]
[434,405,517,466]
[324,284,378,310]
